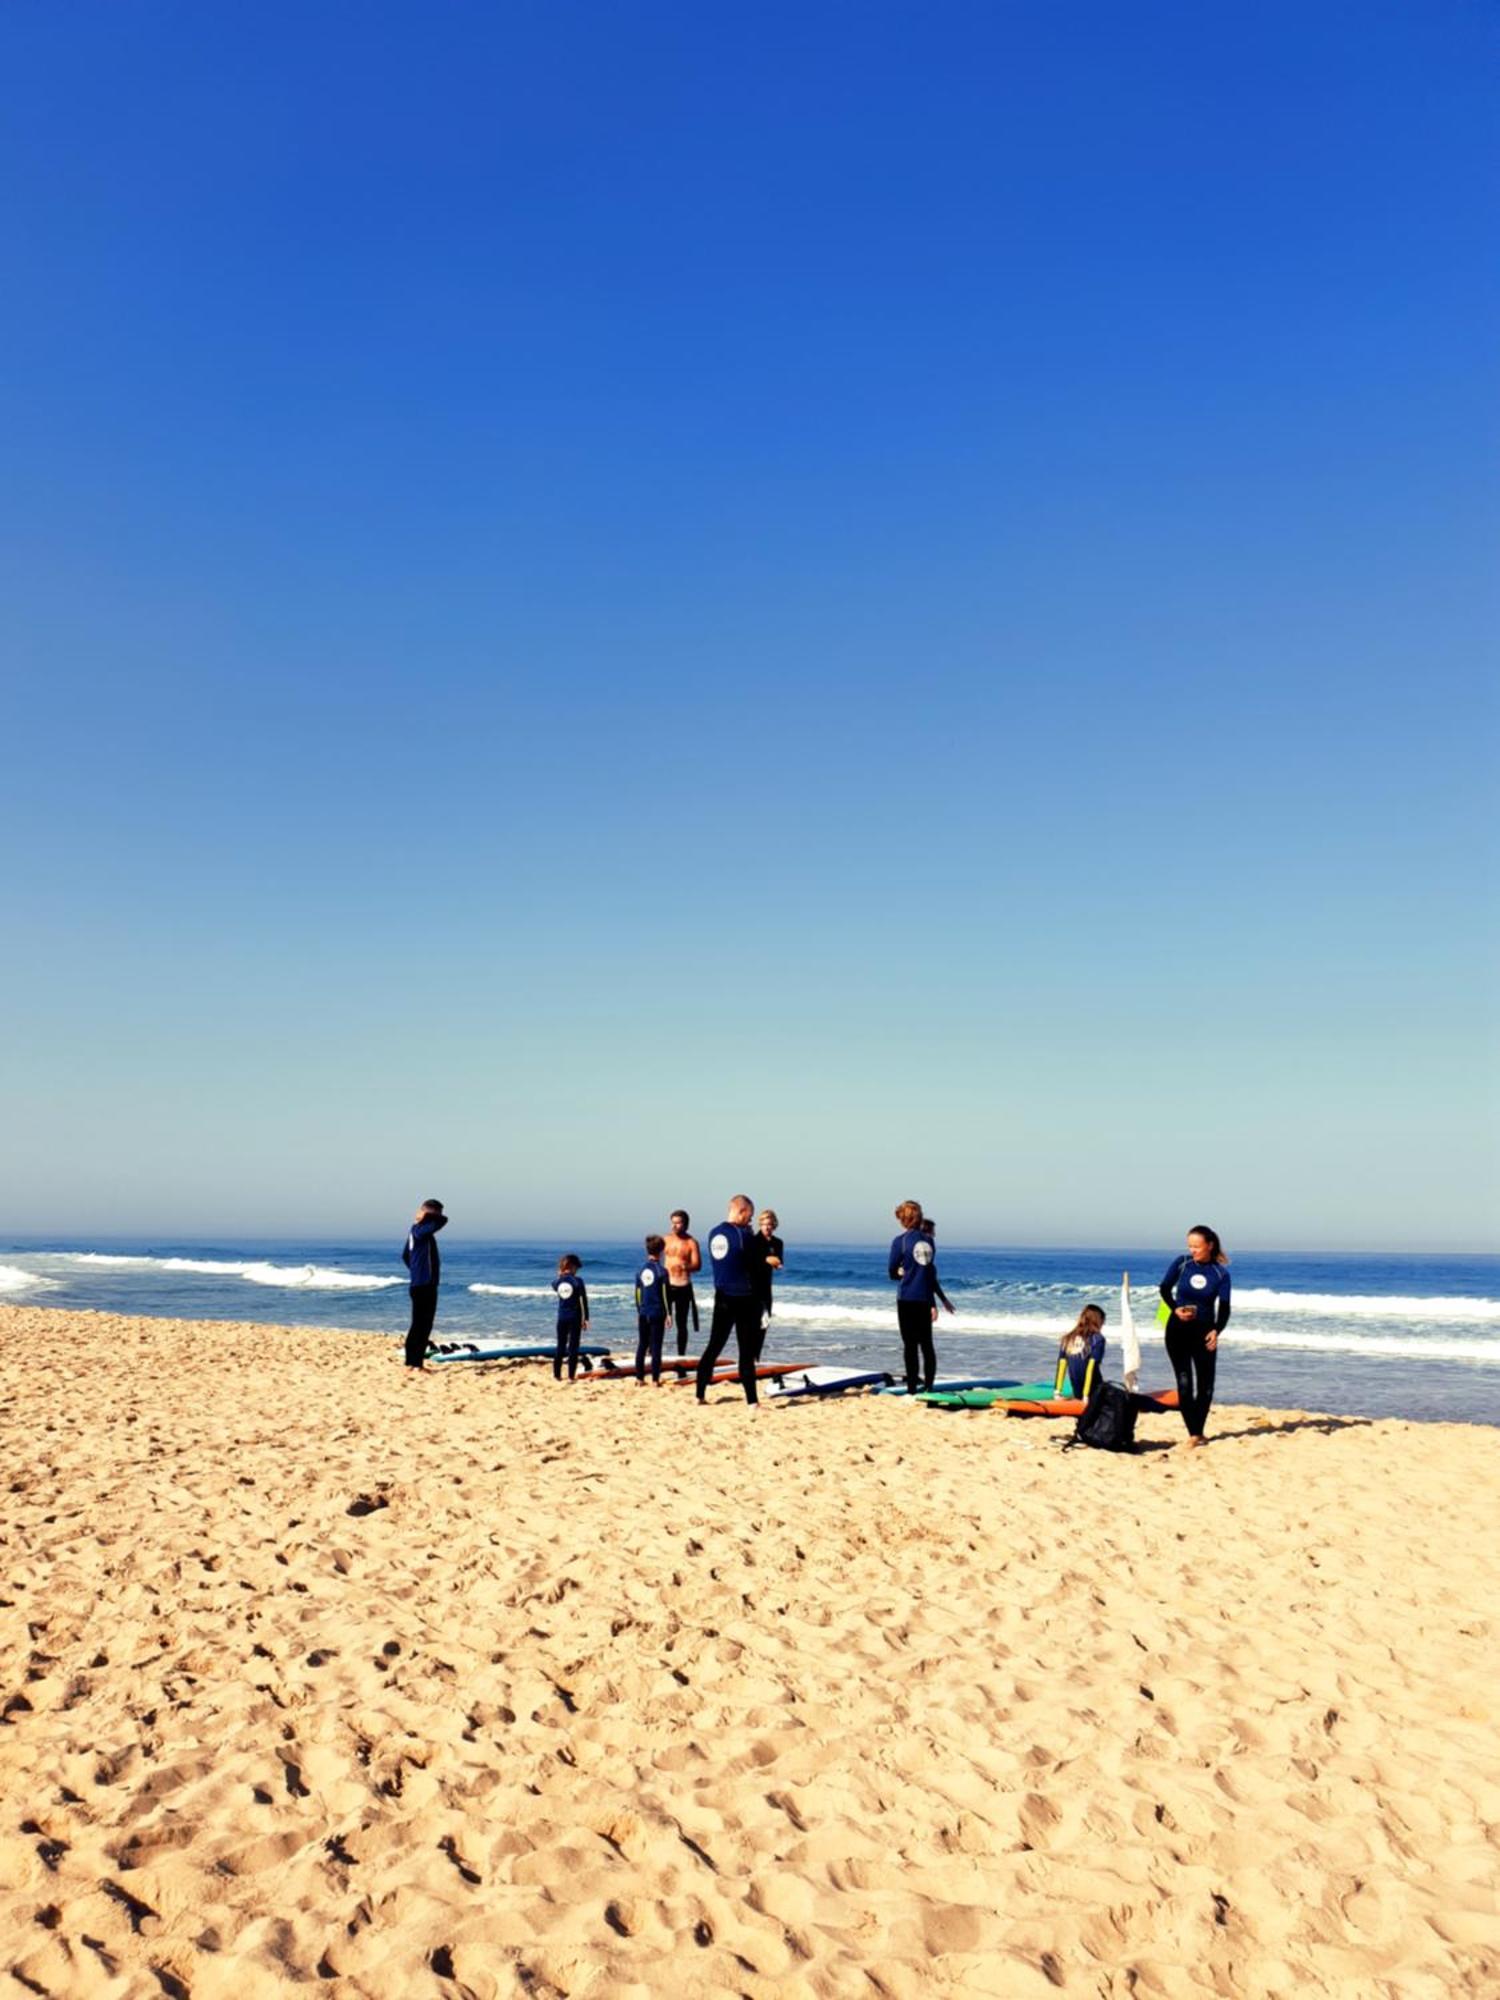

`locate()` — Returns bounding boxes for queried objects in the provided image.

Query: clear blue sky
[2,0,1495,1248]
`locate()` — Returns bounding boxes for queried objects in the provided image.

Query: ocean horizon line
[4,1231,1498,1261]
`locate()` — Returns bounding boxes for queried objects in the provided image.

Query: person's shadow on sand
[1130,1415,1376,1451]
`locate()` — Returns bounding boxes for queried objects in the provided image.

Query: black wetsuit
[664,1239,701,1355]
[695,1222,761,1404]
[401,1214,447,1368]
[552,1273,590,1381]
[751,1232,784,1361]
[889,1227,940,1393]
[667,1279,699,1355]
[635,1257,669,1382]
[1159,1256,1232,1437]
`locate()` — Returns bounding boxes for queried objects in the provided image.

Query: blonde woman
[751,1209,784,1361]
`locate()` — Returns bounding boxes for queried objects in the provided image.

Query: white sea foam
[50,1252,399,1291]
[1228,1288,1500,1324]
[770,1295,1500,1366]
[1219,1326,1500,1364]
[0,1264,50,1294]
[773,1300,1078,1336]
[469,1282,631,1299]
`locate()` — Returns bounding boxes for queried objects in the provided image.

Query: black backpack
[1064,1379,1139,1453]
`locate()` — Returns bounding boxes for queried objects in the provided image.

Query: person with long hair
[1055,1303,1106,1400]
[888,1199,941,1393]
[1159,1225,1231,1446]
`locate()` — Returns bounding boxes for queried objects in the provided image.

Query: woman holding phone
[1159,1224,1231,1447]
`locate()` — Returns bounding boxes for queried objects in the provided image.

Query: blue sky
[2,0,1495,1247]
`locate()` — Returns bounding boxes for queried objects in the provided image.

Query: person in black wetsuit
[634,1235,670,1384]
[401,1199,448,1371]
[663,1210,702,1357]
[695,1196,763,1405]
[888,1199,941,1393]
[751,1208,784,1361]
[1159,1224,1232,1446]
[551,1254,591,1381]
[919,1218,956,1319]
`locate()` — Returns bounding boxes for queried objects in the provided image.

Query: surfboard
[427,1340,609,1367]
[878,1377,1030,1397]
[917,1380,1056,1409]
[768,1367,896,1399]
[672,1362,808,1387]
[580,1355,702,1381]
[993,1387,1180,1418]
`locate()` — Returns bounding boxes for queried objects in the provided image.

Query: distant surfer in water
[663,1210,702,1356]
[1159,1226,1231,1447]
[401,1199,448,1371]
[888,1200,940,1393]
[751,1208,784,1361]
[695,1196,763,1406]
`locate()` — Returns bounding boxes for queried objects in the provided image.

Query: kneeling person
[1055,1304,1106,1399]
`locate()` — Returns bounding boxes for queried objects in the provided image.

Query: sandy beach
[2,1305,1497,1998]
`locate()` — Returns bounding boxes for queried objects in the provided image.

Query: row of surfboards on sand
[422,1342,1178,1416]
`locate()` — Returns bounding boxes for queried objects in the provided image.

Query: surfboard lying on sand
[917,1380,1056,1409]
[579,1355,702,1381]
[427,1340,610,1367]
[879,1377,1030,1397]
[673,1362,808,1387]
[992,1387,1179,1418]
[768,1367,895,1399]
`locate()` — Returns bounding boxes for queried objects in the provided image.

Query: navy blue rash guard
[402,1214,447,1287]
[553,1273,589,1326]
[1055,1331,1106,1399]
[635,1259,669,1320]
[889,1228,939,1306]
[707,1222,756,1297]
[1159,1256,1232,1332]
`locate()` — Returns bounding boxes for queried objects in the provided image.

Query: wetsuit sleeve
[888,1237,904,1283]
[578,1280,590,1320]
[1214,1271,1232,1333]
[634,1279,642,1311]
[1159,1257,1184,1307]
[934,1278,952,1310]
[402,1237,413,1271]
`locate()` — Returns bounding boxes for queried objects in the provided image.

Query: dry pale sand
[1,1306,1498,2000]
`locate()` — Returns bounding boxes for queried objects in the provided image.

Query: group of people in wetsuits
[401,1196,1232,1445]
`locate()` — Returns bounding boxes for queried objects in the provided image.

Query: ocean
[2,1237,1497,1425]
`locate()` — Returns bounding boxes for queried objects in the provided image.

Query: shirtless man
[663,1209,702,1356]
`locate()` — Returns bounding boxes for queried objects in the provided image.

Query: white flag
[1120,1270,1141,1392]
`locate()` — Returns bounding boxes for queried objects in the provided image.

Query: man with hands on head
[401,1198,448,1372]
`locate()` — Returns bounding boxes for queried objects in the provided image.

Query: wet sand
[2,1304,1497,1997]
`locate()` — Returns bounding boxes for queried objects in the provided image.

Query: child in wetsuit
[635,1235,670,1383]
[1055,1304,1107,1399]
[552,1254,590,1381]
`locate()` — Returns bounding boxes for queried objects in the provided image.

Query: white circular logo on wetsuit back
[913,1241,934,1266]
[710,1234,730,1260]
[1189,1272,1208,1290]
[557,1281,575,1300]
[640,1269,655,1287]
